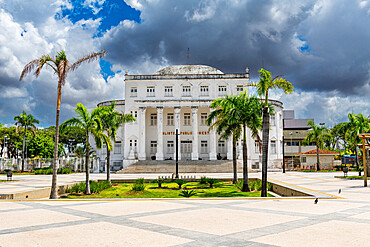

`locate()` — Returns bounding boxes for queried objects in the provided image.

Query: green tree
[99,102,135,182]
[60,103,109,194]
[59,126,86,155]
[208,95,242,184]
[345,113,370,167]
[14,111,39,172]
[209,93,263,191]
[26,129,64,158]
[303,120,328,171]
[251,68,293,197]
[20,50,106,199]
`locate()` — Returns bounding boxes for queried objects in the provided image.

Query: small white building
[297,149,339,170]
[93,65,284,172]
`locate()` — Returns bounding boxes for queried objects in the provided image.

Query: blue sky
[0,0,369,127]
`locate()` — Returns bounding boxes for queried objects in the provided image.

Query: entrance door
[181,141,192,160]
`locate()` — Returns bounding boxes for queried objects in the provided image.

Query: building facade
[94,65,284,172]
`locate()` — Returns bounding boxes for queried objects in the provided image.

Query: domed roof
[154,65,224,75]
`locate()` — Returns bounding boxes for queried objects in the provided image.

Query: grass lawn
[336,176,369,179]
[65,181,273,199]
[301,170,343,172]
[0,180,19,182]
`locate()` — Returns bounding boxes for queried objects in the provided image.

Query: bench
[7,171,12,181]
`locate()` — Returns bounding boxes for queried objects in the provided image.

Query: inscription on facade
[163,131,209,135]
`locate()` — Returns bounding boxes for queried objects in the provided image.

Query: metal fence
[0,157,100,172]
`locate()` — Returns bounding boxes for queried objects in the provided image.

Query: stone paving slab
[0,172,369,246]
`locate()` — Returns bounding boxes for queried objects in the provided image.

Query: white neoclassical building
[94,65,284,172]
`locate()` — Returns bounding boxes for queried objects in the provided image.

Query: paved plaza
[0,172,369,246]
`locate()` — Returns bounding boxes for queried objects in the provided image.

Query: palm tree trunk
[261,106,269,197]
[242,124,250,192]
[106,148,111,182]
[232,134,237,184]
[50,81,62,199]
[21,130,26,172]
[316,145,320,171]
[85,133,91,194]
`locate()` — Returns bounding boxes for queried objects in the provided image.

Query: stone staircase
[116,160,255,174]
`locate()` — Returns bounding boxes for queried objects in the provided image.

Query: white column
[156,107,164,160]
[191,107,199,160]
[209,129,217,160]
[138,107,146,160]
[237,139,243,160]
[174,107,181,160]
[227,137,233,160]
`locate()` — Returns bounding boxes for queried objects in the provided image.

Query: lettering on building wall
[162,131,210,135]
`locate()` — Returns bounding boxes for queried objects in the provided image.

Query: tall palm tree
[20,50,106,199]
[14,111,39,172]
[303,120,328,171]
[209,93,263,191]
[99,102,135,182]
[345,113,370,168]
[208,95,242,184]
[251,68,293,197]
[60,103,110,194]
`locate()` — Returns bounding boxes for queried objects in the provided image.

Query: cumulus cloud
[0,0,369,127]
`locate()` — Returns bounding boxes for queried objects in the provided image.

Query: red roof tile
[296,149,339,155]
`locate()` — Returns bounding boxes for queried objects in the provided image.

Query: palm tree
[345,113,370,168]
[209,93,263,191]
[20,50,106,199]
[251,68,293,197]
[303,120,328,171]
[60,103,110,194]
[208,95,242,184]
[99,102,135,182]
[14,111,39,172]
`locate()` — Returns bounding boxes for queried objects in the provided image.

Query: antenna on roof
[187,48,190,65]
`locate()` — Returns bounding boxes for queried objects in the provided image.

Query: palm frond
[69,50,107,72]
[20,59,40,81]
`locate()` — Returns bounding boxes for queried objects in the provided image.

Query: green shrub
[205,178,218,188]
[235,180,243,190]
[179,190,197,198]
[249,180,262,191]
[151,178,166,188]
[267,182,273,191]
[131,183,146,192]
[69,181,112,194]
[135,178,145,184]
[62,168,71,174]
[174,179,186,189]
[200,176,208,184]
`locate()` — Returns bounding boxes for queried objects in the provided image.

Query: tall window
[200,86,209,96]
[102,144,107,154]
[130,87,137,97]
[200,113,208,125]
[236,85,244,93]
[182,85,191,96]
[218,85,227,96]
[147,86,155,97]
[184,113,191,126]
[201,141,208,153]
[150,113,157,126]
[270,114,275,126]
[255,140,260,154]
[164,86,173,97]
[167,141,174,153]
[114,141,121,154]
[271,140,276,154]
[150,141,157,154]
[218,141,225,153]
[167,113,174,126]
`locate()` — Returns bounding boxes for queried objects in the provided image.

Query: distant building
[283,110,315,169]
[296,149,339,170]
